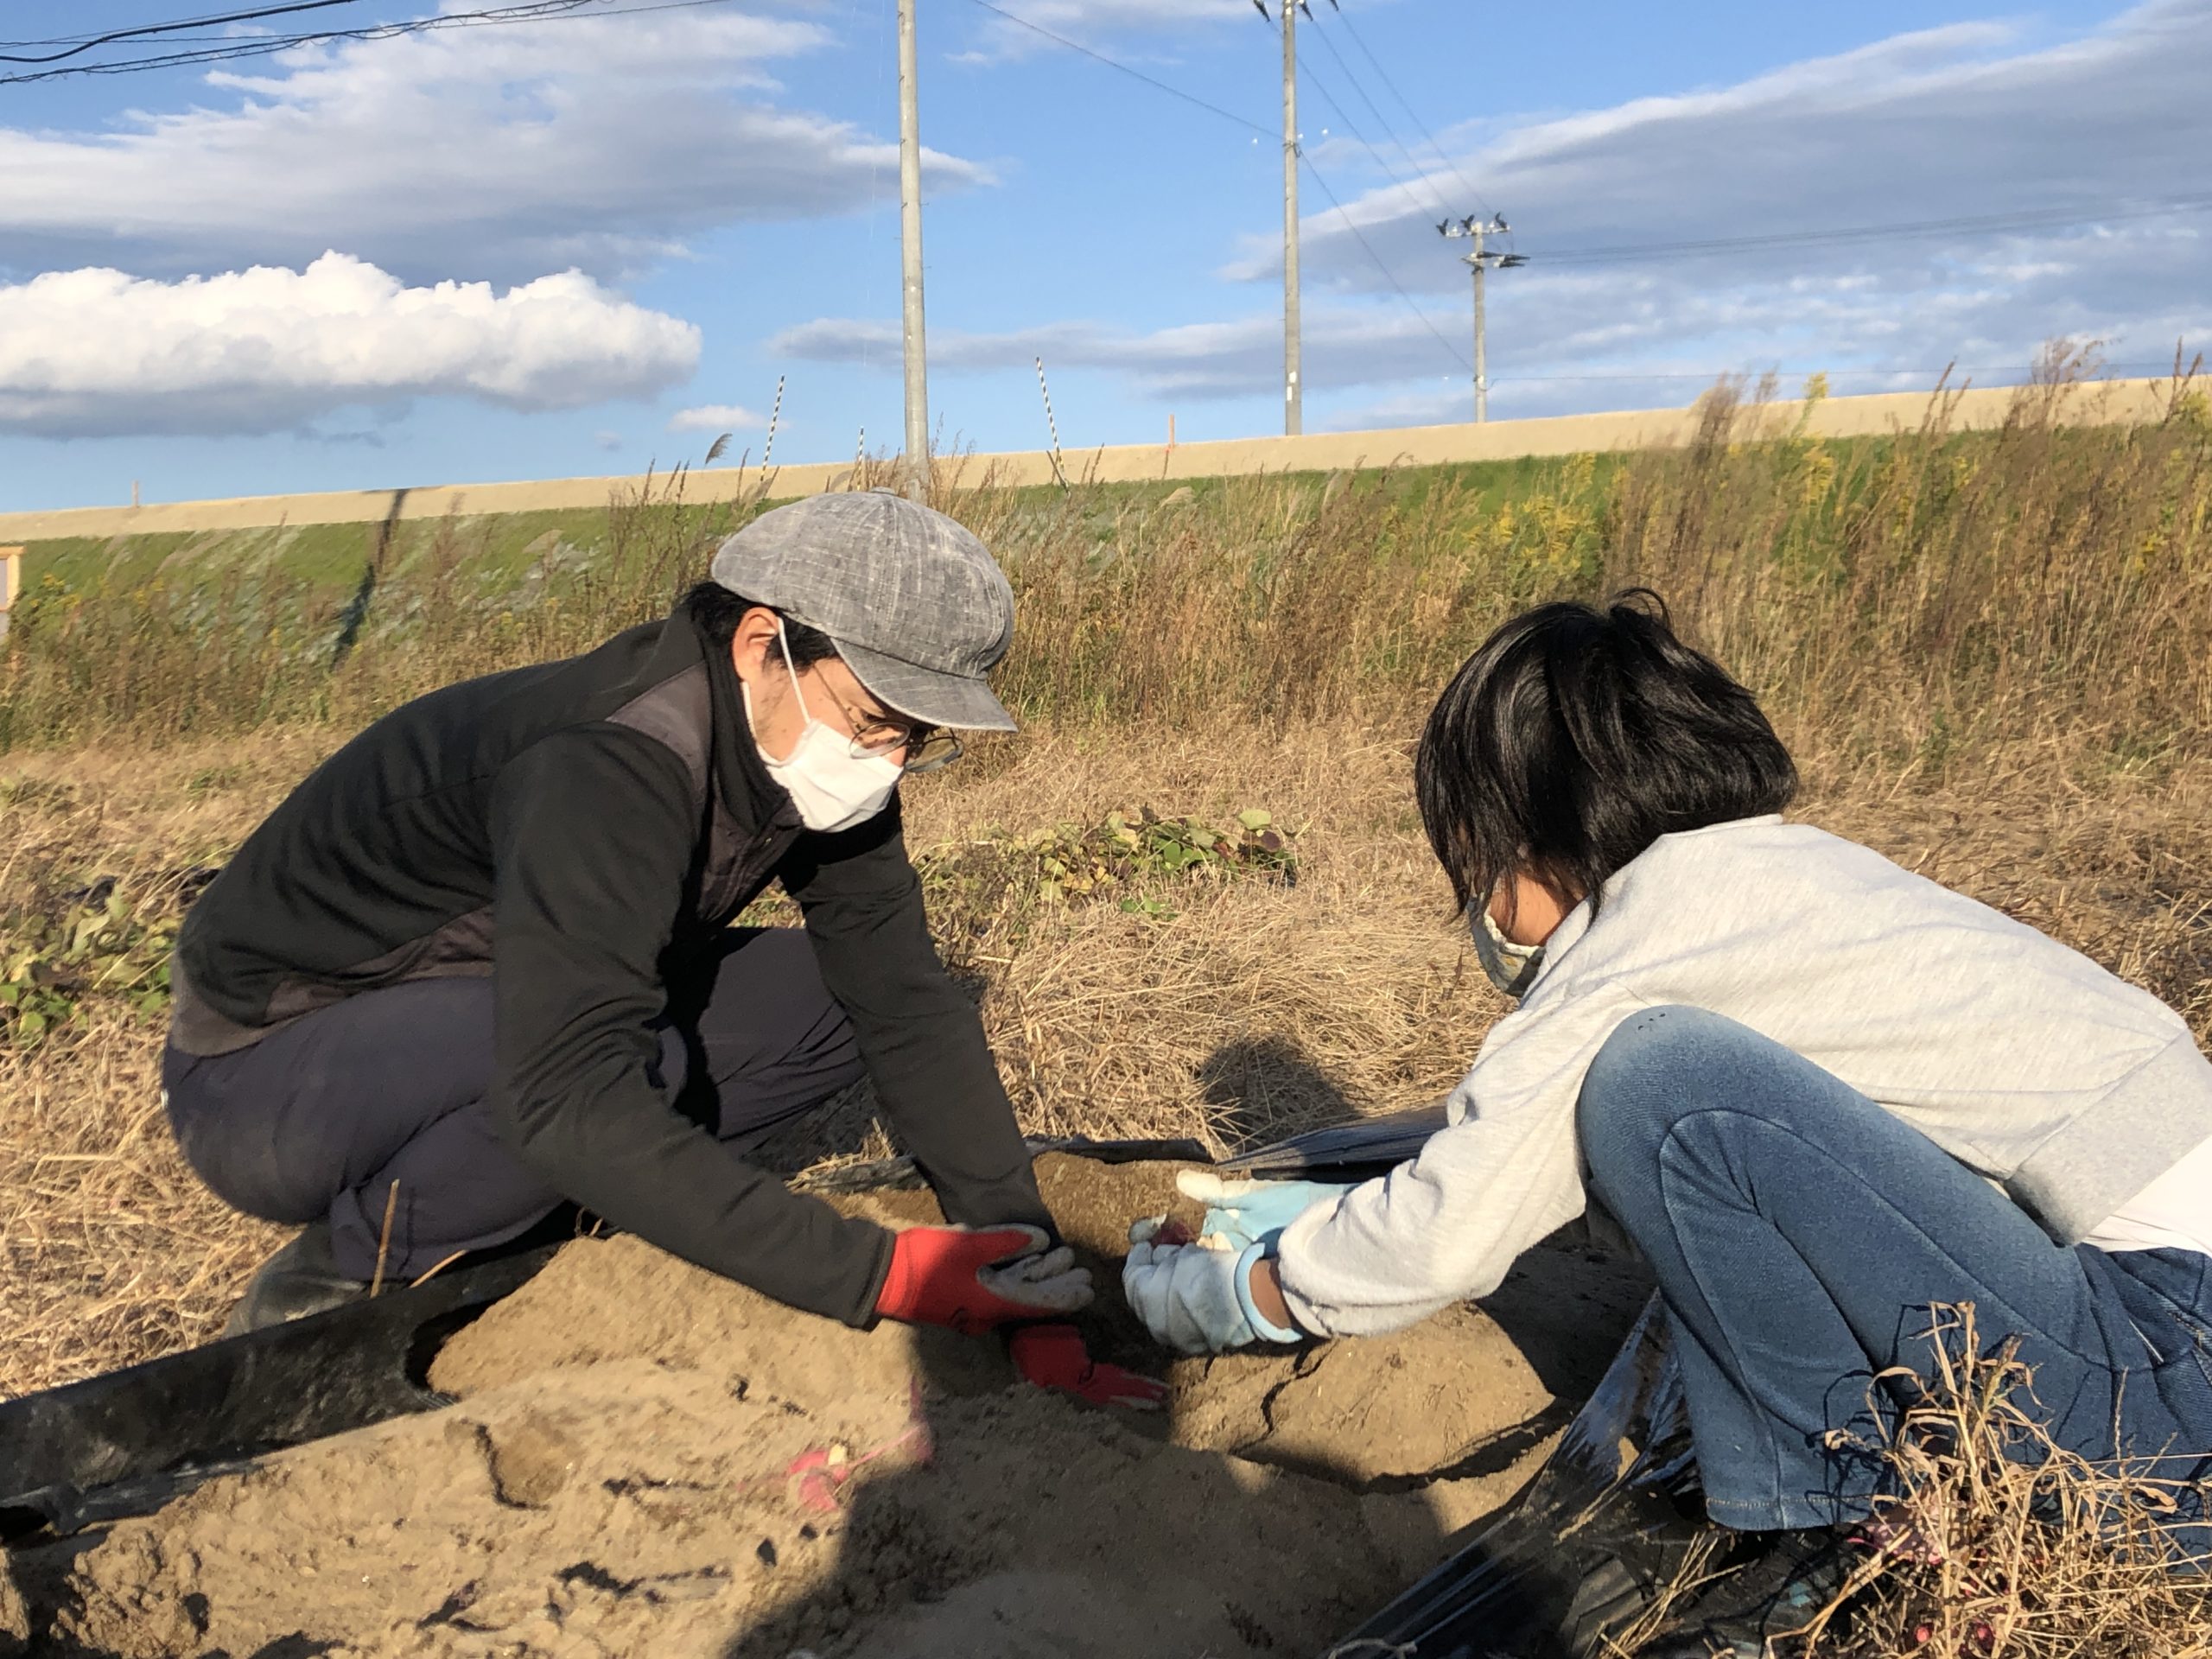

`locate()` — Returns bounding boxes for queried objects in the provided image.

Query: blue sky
[0,0,2204,511]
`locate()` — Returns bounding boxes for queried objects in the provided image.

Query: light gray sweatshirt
[1275,816,2212,1339]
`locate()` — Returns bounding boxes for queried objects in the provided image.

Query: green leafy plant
[0,878,190,1046]
[1032,805,1292,904]
[912,805,1297,939]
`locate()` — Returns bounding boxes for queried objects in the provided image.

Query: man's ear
[728,607,782,687]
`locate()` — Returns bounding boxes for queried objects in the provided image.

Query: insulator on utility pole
[1440,213,1521,423]
[896,0,930,495]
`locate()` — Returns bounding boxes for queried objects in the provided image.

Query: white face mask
[746,624,902,834]
[1469,903,1545,998]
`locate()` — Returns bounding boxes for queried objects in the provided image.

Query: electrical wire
[961,0,2205,283]
[1288,53,1476,370]
[1325,0,1495,220]
[1297,154,1471,372]
[1300,14,1459,221]
[1295,43,1452,223]
[962,0,1274,139]
[960,0,1469,372]
[954,1,2208,376]
[0,2,362,62]
[0,0,736,86]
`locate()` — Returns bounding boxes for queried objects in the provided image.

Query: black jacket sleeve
[487,727,895,1325]
[779,796,1053,1236]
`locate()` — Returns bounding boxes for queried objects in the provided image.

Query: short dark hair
[1414,589,1797,921]
[681,580,840,670]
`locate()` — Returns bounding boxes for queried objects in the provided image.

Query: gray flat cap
[709,491,1017,732]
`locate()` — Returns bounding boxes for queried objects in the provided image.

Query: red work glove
[874,1224,1094,1335]
[1008,1323,1170,1412]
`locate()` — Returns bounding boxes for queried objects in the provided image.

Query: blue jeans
[1577,1005,2212,1545]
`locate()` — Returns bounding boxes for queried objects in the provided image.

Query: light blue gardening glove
[1174,1170,1357,1251]
[1122,1221,1305,1356]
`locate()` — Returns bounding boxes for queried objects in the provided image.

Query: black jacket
[171,607,1050,1324]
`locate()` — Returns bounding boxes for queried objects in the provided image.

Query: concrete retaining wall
[0,378,2174,545]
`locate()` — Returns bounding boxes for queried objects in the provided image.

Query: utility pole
[896,0,930,492]
[1279,0,1301,435]
[1439,213,1526,423]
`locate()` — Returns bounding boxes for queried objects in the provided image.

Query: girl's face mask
[1469,901,1545,998]
[746,624,903,834]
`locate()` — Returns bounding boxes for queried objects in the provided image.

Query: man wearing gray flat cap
[161,493,1159,1402]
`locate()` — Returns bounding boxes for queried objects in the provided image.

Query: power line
[1298,154,1471,372]
[952,2,2205,380]
[1300,12,1455,222]
[0,0,734,86]
[1288,57,1478,374]
[963,0,1273,139]
[0,2,362,61]
[961,0,1468,376]
[1294,43,1450,223]
[1325,1,1494,221]
[972,0,2206,287]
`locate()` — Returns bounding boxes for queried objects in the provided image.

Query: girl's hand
[1173,1170,1356,1249]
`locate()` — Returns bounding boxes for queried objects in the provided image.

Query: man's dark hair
[682,580,840,670]
[1414,589,1797,921]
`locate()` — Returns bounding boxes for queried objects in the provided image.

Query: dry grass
[8,370,2209,765]
[1604,1306,2212,1659]
[1804,1306,2209,1658]
[0,1003,282,1397]
[5,719,2209,1404]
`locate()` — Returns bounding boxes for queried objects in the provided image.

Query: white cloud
[0,253,701,438]
[668,404,769,432]
[0,5,993,283]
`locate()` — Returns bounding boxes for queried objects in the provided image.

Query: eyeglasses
[813,673,965,774]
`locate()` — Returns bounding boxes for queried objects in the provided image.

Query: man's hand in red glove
[1008,1323,1170,1412]
[874,1224,1094,1335]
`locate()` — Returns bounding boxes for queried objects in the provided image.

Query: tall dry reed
[5,376,2207,775]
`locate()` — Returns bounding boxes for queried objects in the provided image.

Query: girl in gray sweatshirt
[1124,591,2210,1656]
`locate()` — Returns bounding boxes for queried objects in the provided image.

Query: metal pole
[1471,222,1488,424]
[1281,0,1301,436]
[896,0,930,492]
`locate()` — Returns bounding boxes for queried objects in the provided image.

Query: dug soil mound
[4,1155,1647,1659]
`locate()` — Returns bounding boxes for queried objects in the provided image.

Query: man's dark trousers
[162,928,866,1282]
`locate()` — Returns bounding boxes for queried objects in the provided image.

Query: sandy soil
[3,1155,1647,1659]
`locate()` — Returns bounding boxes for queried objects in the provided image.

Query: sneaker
[222,1222,371,1336]
[1637,1527,1858,1657]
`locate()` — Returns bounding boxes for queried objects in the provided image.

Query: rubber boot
[222,1222,371,1336]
